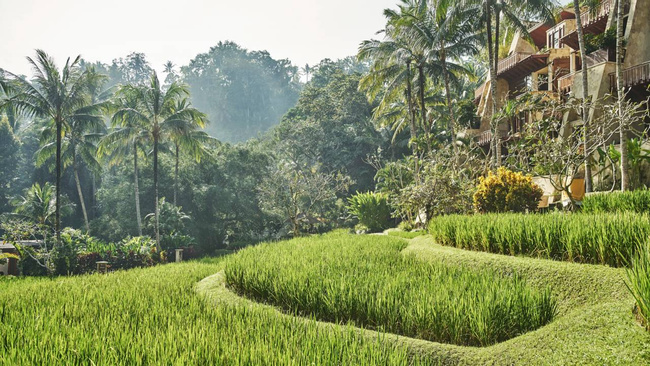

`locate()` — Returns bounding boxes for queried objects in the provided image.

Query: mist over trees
[182,41,301,142]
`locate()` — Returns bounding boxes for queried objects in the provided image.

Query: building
[0,240,43,276]
[472,0,650,150]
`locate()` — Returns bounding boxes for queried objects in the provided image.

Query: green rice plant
[582,190,650,213]
[0,259,432,365]
[428,212,650,267]
[224,232,556,346]
[627,242,650,330]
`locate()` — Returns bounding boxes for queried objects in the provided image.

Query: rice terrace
[2,0,650,364]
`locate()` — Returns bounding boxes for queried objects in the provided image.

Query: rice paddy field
[224,232,556,346]
[428,212,650,267]
[2,231,650,365]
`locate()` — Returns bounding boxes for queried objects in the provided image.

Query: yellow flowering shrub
[473,167,543,213]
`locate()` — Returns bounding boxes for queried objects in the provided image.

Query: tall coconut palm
[410,0,481,150]
[615,0,629,190]
[384,0,433,146]
[111,72,205,250]
[167,98,210,206]
[359,9,422,179]
[98,86,151,236]
[1,50,101,245]
[34,69,109,233]
[358,34,419,152]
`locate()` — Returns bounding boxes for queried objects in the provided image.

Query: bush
[74,236,166,274]
[347,192,392,233]
[53,228,105,275]
[627,242,650,330]
[428,212,650,267]
[474,167,543,213]
[582,190,650,213]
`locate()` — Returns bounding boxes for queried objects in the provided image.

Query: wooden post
[96,261,109,274]
[175,249,184,263]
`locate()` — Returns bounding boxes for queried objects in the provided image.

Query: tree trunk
[574,1,593,192]
[441,44,457,152]
[55,116,62,247]
[174,143,179,206]
[134,145,143,236]
[417,64,428,152]
[616,0,629,191]
[153,134,161,251]
[405,61,420,182]
[486,1,499,167]
[494,4,503,166]
[72,154,90,233]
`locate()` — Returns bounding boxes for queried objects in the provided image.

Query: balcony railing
[498,52,532,74]
[609,61,650,90]
[580,0,611,28]
[558,73,574,92]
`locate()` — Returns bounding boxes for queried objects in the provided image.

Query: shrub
[428,212,650,267]
[582,190,650,213]
[53,228,105,275]
[474,167,543,213]
[627,242,650,330]
[74,252,103,274]
[347,192,392,233]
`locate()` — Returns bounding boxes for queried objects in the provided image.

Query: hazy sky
[0,0,397,76]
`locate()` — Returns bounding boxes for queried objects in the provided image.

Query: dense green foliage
[0,260,429,365]
[0,118,19,212]
[428,213,650,267]
[225,232,556,346]
[582,190,650,213]
[347,192,392,232]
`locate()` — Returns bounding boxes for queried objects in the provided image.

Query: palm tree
[383,0,434,146]
[302,64,312,83]
[0,74,21,131]
[615,0,629,190]
[111,72,205,250]
[34,69,109,233]
[167,98,210,206]
[12,183,58,229]
[409,0,481,149]
[99,86,150,236]
[359,15,421,180]
[1,50,102,245]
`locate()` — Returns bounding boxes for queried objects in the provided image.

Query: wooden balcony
[560,0,612,49]
[558,73,574,92]
[609,61,650,90]
[497,53,549,82]
[498,52,532,74]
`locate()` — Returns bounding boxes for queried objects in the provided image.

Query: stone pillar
[96,261,109,274]
[175,249,184,263]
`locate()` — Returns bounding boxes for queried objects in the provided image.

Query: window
[547,25,565,49]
